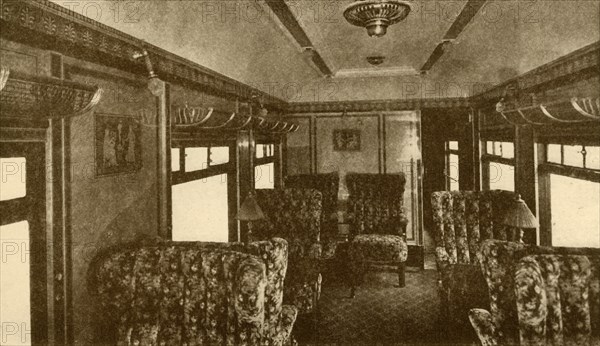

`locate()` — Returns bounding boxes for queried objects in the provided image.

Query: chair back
[515,253,600,345]
[285,172,339,240]
[167,238,289,343]
[89,243,268,345]
[253,188,322,258]
[431,190,519,267]
[477,240,600,345]
[346,173,407,237]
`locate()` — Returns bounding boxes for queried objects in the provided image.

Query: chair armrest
[469,308,498,346]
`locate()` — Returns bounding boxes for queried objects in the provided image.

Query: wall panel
[315,115,379,198]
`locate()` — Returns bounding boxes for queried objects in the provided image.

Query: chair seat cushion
[348,234,408,263]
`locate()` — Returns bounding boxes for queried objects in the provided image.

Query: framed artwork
[333,129,361,151]
[95,113,142,176]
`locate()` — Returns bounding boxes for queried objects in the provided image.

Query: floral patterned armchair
[253,188,323,315]
[469,239,600,346]
[89,238,297,346]
[284,172,340,259]
[431,190,519,332]
[515,253,599,346]
[345,173,409,297]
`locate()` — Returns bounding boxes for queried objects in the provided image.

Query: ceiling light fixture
[343,0,412,38]
[366,56,385,65]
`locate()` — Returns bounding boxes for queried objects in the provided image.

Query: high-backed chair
[515,253,599,346]
[470,239,600,346]
[345,173,409,297]
[253,188,323,315]
[89,238,297,346]
[284,172,340,258]
[430,190,520,331]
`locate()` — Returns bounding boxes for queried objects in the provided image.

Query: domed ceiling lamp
[343,0,412,38]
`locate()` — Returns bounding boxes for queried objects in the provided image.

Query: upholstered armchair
[89,238,298,346]
[469,239,600,346]
[345,173,409,297]
[430,190,520,332]
[514,253,599,346]
[284,172,340,259]
[253,188,323,315]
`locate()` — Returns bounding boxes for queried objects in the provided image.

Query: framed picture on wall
[333,129,361,151]
[95,113,142,176]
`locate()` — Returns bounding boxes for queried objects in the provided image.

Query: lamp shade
[236,193,265,221]
[503,195,539,228]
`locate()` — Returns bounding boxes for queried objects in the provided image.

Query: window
[444,141,459,190]
[488,162,515,190]
[254,142,277,189]
[171,148,180,172]
[255,144,274,159]
[539,143,600,248]
[171,143,234,242]
[549,175,599,247]
[183,146,230,172]
[0,221,32,346]
[172,175,229,242]
[255,163,274,189]
[546,144,600,170]
[1,157,27,201]
[482,141,515,191]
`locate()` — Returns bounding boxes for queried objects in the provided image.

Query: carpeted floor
[294,267,478,346]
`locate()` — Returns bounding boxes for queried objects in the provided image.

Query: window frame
[444,140,460,190]
[481,140,516,191]
[254,140,280,189]
[537,139,600,246]
[170,139,237,241]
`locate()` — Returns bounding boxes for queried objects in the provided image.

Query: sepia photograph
[0,0,599,345]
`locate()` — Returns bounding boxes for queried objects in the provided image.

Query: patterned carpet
[294,267,478,345]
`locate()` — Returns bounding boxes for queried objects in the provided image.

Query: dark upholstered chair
[514,253,599,346]
[89,238,297,346]
[345,173,409,297]
[430,190,520,332]
[470,239,600,346]
[284,172,340,259]
[253,188,323,315]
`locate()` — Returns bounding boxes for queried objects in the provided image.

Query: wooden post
[237,129,255,242]
[515,125,538,244]
[148,78,172,239]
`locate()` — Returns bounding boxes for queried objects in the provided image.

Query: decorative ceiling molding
[333,66,419,78]
[286,97,471,113]
[473,42,600,103]
[420,0,488,73]
[443,0,487,40]
[420,40,454,73]
[0,0,286,109]
[264,0,333,76]
[0,68,102,119]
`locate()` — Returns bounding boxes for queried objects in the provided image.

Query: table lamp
[502,194,539,243]
[236,192,265,243]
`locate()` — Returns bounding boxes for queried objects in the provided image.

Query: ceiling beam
[444,0,488,40]
[421,0,488,73]
[264,0,333,76]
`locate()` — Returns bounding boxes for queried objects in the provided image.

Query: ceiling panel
[291,0,468,72]
[428,0,600,89]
